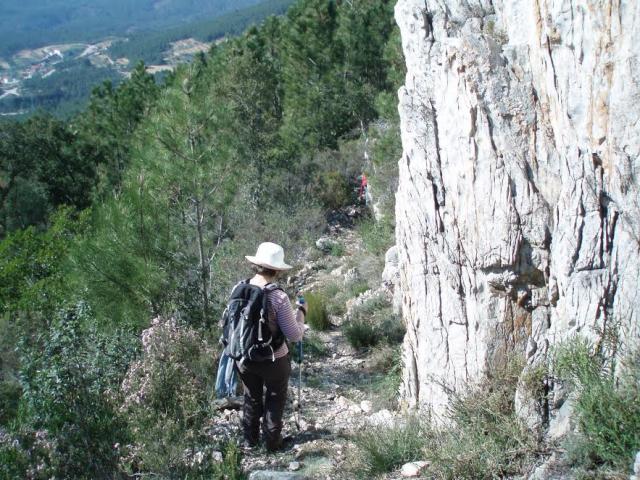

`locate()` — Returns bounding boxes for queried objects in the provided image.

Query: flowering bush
[120,316,221,477]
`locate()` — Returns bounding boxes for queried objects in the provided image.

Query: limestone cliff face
[394,0,640,425]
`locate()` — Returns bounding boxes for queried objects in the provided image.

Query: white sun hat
[245,242,292,271]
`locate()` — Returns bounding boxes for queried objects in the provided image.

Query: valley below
[0,37,212,117]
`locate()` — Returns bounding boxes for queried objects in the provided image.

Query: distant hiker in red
[220,242,306,451]
[358,173,369,204]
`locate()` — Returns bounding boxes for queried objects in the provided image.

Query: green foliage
[319,281,347,317]
[69,196,173,328]
[357,216,395,256]
[349,416,426,477]
[348,358,537,479]
[553,338,640,474]
[0,0,272,58]
[73,61,239,327]
[0,115,96,234]
[553,337,602,389]
[348,280,370,298]
[329,241,346,257]
[314,171,353,210]
[108,0,295,65]
[208,20,286,208]
[321,281,340,297]
[0,378,21,426]
[0,438,30,479]
[378,25,405,101]
[361,344,402,409]
[0,210,87,474]
[0,208,84,322]
[344,296,404,350]
[130,61,239,324]
[344,318,379,350]
[76,63,159,197]
[430,358,536,479]
[0,67,157,234]
[17,303,135,478]
[211,441,245,480]
[279,0,396,152]
[304,292,331,331]
[120,318,222,477]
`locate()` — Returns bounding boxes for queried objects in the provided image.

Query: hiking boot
[265,435,294,452]
[241,438,258,452]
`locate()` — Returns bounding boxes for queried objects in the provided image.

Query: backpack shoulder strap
[263,282,281,293]
[261,283,287,348]
[261,283,276,315]
[261,283,283,308]
[229,279,249,296]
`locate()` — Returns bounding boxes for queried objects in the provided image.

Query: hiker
[358,172,369,205]
[224,242,306,451]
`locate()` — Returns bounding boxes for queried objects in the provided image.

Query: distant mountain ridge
[0,0,265,57]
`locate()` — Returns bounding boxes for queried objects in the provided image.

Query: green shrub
[379,315,405,345]
[348,416,426,477]
[429,358,536,479]
[344,318,379,349]
[304,292,331,331]
[17,303,134,479]
[0,436,29,479]
[322,282,341,298]
[353,295,389,316]
[321,282,347,317]
[329,241,345,257]
[344,296,404,350]
[553,338,640,473]
[348,357,538,479]
[120,317,221,478]
[357,216,394,256]
[326,300,346,317]
[348,280,370,297]
[363,345,402,409]
[211,441,244,480]
[315,171,353,210]
[0,379,21,426]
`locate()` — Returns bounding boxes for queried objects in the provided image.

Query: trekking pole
[295,293,305,430]
[297,339,303,426]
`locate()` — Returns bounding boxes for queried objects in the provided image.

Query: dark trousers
[236,355,291,450]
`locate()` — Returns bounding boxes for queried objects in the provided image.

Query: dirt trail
[235,218,398,479]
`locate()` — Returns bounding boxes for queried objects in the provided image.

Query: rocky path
[228,213,402,479]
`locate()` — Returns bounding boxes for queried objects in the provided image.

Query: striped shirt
[265,288,305,358]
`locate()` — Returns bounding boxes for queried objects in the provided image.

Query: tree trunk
[194,198,209,322]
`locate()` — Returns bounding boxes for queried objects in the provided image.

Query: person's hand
[296,294,308,316]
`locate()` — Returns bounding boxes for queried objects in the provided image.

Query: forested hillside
[0,0,265,57]
[108,0,296,64]
[0,0,295,119]
[0,0,403,477]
